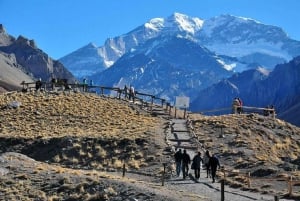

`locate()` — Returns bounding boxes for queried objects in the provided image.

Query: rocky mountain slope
[89,35,233,101]
[190,56,300,126]
[60,13,300,78]
[59,13,300,112]
[0,51,33,92]
[0,24,76,92]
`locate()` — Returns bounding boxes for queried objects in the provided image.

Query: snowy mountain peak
[144,12,203,35]
[145,18,164,31]
[166,12,204,34]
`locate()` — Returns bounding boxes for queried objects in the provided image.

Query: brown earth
[0,91,300,200]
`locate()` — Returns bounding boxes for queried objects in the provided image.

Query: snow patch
[257,67,271,76]
[217,59,237,71]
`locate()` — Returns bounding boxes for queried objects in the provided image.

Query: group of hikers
[174,149,221,183]
[232,97,276,117]
[123,85,136,101]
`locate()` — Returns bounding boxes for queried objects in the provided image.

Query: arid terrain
[0,91,300,200]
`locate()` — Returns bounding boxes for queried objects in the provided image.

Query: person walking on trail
[174,149,183,177]
[203,150,211,178]
[182,149,191,179]
[209,154,221,183]
[192,152,203,179]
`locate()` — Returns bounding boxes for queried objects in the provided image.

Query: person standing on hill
[232,97,240,114]
[237,97,243,114]
[174,148,183,177]
[203,150,211,178]
[182,149,191,179]
[209,154,221,183]
[192,152,203,179]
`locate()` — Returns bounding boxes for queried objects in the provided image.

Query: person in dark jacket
[182,149,191,179]
[209,154,221,183]
[203,150,211,178]
[192,152,203,179]
[174,148,183,177]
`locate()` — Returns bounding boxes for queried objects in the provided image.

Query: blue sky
[1,0,299,59]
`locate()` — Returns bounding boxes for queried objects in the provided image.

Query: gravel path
[165,118,292,201]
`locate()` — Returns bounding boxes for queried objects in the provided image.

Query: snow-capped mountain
[89,35,238,102]
[60,13,300,78]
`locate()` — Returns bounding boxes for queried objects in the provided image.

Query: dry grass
[0,92,159,139]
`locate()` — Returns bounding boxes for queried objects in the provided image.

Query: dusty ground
[0,91,300,200]
[188,113,300,199]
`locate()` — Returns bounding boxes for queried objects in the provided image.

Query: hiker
[209,154,221,183]
[232,97,241,114]
[124,85,128,99]
[269,105,275,117]
[51,78,57,91]
[203,150,211,178]
[35,78,42,91]
[174,148,183,177]
[191,152,203,179]
[82,78,87,92]
[182,149,191,179]
[237,97,243,114]
[129,85,135,101]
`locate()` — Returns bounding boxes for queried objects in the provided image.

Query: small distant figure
[209,154,221,183]
[35,78,42,91]
[237,98,243,114]
[129,85,135,101]
[192,152,203,180]
[174,148,183,177]
[264,105,275,117]
[269,105,275,117]
[82,78,87,92]
[124,85,128,99]
[89,79,94,86]
[203,150,211,178]
[51,78,57,91]
[182,149,191,179]
[232,97,241,114]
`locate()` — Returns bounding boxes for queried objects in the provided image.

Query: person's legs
[211,168,216,182]
[182,163,186,179]
[206,164,210,178]
[176,162,181,176]
[195,168,200,179]
[186,164,189,176]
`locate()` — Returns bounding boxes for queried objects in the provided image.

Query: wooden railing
[219,167,300,198]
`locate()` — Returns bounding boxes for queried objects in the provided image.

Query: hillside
[0,91,299,200]
[0,51,34,92]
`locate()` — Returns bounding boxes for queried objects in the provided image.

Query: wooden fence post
[288,176,293,196]
[122,163,126,177]
[221,179,225,201]
[247,172,251,188]
[151,96,154,112]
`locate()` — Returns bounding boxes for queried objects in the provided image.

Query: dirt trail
[165,117,291,201]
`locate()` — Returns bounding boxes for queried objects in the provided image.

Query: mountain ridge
[0,24,76,91]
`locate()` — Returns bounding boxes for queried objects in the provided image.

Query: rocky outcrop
[0,25,76,86]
